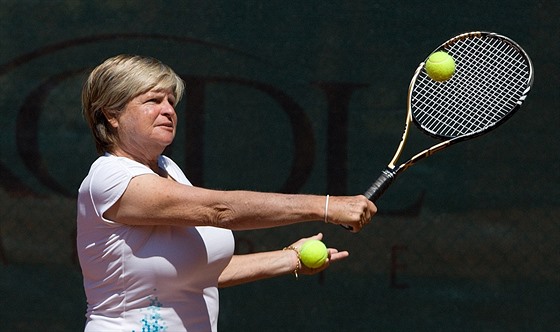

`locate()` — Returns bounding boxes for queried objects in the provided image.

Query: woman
[77,54,376,331]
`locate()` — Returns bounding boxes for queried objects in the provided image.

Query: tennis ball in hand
[425,51,456,82]
[299,240,328,268]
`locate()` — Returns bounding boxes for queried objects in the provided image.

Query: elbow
[207,203,237,229]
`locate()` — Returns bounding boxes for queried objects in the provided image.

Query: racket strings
[432,39,524,135]
[423,38,524,134]
[411,34,531,138]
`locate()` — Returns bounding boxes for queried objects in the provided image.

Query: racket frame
[363,31,534,202]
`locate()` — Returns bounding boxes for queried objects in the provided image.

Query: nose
[161,98,176,116]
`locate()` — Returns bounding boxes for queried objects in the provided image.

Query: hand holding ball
[299,240,328,268]
[425,51,456,82]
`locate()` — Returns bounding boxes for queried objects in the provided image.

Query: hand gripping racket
[346,32,534,230]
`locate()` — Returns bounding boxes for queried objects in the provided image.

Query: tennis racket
[346,32,534,230]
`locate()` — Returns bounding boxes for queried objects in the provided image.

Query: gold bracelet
[283,246,300,279]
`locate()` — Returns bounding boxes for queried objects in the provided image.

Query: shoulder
[85,155,155,192]
[95,154,152,173]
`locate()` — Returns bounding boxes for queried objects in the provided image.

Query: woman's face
[109,87,178,156]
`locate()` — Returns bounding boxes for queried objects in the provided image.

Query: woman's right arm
[103,174,376,232]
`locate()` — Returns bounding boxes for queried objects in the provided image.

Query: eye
[145,96,162,104]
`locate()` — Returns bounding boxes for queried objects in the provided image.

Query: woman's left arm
[218,233,349,288]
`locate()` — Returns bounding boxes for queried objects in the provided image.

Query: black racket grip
[341,169,395,231]
[364,169,395,202]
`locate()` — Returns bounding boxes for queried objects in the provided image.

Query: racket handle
[364,169,395,202]
[341,169,395,231]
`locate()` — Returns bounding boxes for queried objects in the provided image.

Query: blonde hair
[82,54,185,154]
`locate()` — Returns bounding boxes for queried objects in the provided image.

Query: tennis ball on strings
[425,51,456,82]
[299,240,328,268]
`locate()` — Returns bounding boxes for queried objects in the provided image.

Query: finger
[327,250,349,262]
[302,233,322,242]
[291,233,324,249]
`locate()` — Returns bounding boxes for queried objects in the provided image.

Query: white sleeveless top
[77,154,234,332]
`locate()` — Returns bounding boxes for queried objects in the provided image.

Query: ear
[103,109,119,129]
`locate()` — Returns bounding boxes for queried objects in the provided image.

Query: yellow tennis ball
[425,51,456,82]
[299,240,328,268]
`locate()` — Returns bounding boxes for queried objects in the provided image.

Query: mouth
[158,122,174,129]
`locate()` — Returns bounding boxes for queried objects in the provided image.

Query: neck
[110,147,161,173]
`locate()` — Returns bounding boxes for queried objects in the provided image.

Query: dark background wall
[0,1,558,330]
